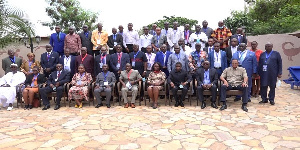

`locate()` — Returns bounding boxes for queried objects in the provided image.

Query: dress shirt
[221,67,247,86]
[184,30,191,45]
[231,46,238,56]
[203,69,211,84]
[64,34,82,54]
[139,34,153,48]
[168,69,192,86]
[189,32,208,51]
[170,29,184,47]
[145,53,156,70]
[238,50,248,64]
[214,51,222,68]
[123,30,139,47]
[180,46,193,56]
[64,56,71,72]
[207,46,214,54]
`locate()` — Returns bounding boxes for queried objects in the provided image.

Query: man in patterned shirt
[64,27,82,56]
[211,21,232,51]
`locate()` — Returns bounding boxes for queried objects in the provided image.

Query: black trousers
[260,86,275,102]
[220,85,248,104]
[171,85,189,102]
[126,44,134,53]
[197,84,217,102]
[40,86,64,106]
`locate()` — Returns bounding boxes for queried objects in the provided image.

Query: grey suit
[151,34,167,53]
[2,56,22,74]
[79,31,93,55]
[94,71,116,105]
[167,52,189,72]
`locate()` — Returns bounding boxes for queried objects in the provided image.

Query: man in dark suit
[196,61,218,109]
[94,46,111,76]
[203,38,214,54]
[225,38,238,67]
[107,28,123,54]
[40,44,59,78]
[231,28,247,45]
[40,64,70,110]
[75,47,94,77]
[59,49,76,80]
[154,44,172,77]
[49,26,66,57]
[208,42,227,77]
[183,24,192,47]
[79,25,93,55]
[2,49,22,74]
[110,44,130,80]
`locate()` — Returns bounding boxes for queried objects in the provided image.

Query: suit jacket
[47,70,70,86]
[94,54,111,75]
[107,34,123,48]
[232,50,257,77]
[75,54,94,77]
[2,56,22,74]
[110,52,130,72]
[79,31,93,52]
[203,46,214,54]
[59,55,76,79]
[20,60,41,73]
[196,68,218,86]
[91,30,109,50]
[40,51,59,72]
[224,46,239,66]
[208,51,227,72]
[155,51,172,67]
[24,73,46,87]
[231,34,247,45]
[49,32,66,53]
[151,34,167,48]
[149,30,156,36]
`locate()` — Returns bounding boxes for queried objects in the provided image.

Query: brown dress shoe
[124,103,129,108]
[131,103,135,108]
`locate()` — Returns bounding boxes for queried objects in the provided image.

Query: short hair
[78,64,85,69]
[175,62,182,66]
[231,59,239,63]
[151,62,162,71]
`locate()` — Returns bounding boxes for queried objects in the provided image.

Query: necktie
[57,71,61,78]
[47,53,50,61]
[57,33,60,41]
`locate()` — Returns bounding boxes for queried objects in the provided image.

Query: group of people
[0,20,282,112]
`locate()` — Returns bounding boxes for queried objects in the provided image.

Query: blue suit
[59,55,76,80]
[49,32,66,56]
[155,51,172,77]
[208,50,227,77]
[232,50,257,98]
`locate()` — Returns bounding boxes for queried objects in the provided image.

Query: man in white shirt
[178,38,192,56]
[161,22,173,50]
[169,22,184,52]
[139,26,153,53]
[189,25,208,51]
[123,23,139,53]
[145,45,156,77]
[203,38,215,54]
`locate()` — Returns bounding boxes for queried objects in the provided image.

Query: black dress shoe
[42,105,50,110]
[180,102,184,107]
[270,101,275,105]
[175,102,179,107]
[29,105,33,109]
[211,102,218,109]
[219,105,227,111]
[24,105,29,110]
[259,100,268,104]
[106,104,111,108]
[54,105,60,110]
[201,102,206,109]
[248,99,251,102]
[234,97,241,102]
[95,103,103,108]
[241,104,248,112]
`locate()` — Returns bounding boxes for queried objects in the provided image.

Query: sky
[8,0,246,36]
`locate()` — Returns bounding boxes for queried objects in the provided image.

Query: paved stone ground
[0,83,299,150]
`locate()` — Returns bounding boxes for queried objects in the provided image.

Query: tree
[146,16,198,30]
[0,0,35,48]
[225,0,300,35]
[44,0,98,33]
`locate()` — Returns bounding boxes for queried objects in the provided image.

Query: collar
[231,46,237,49]
[175,69,182,73]
[65,55,70,58]
[204,69,209,72]
[47,51,52,54]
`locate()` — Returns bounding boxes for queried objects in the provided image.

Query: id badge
[99,63,103,68]
[55,79,58,82]
[126,82,132,89]
[117,63,120,69]
[263,65,267,72]
[104,81,108,86]
[197,61,201,67]
[179,85,184,88]
[64,66,70,71]
[142,78,146,82]
[132,61,135,67]
[114,42,117,46]
[29,69,32,73]
[97,39,101,44]
[147,63,151,69]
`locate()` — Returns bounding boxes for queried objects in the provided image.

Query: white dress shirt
[123,30,139,47]
[231,46,238,56]
[139,34,153,49]
[64,56,71,72]
[180,45,193,56]
[189,32,208,51]
[169,29,184,47]
[207,46,214,54]
[214,51,222,68]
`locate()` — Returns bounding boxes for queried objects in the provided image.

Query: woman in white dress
[0,64,26,110]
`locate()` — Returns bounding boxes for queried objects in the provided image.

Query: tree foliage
[146,16,198,30]
[225,0,300,35]
[0,0,35,48]
[44,0,98,33]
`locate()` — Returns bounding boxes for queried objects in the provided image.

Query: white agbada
[0,71,26,107]
[189,32,208,51]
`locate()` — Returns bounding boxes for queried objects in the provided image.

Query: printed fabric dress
[147,71,166,90]
[68,72,93,101]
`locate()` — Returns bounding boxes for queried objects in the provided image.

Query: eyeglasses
[56,66,62,68]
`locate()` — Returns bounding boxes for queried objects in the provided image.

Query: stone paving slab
[0,83,299,149]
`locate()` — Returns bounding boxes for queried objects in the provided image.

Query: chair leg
[119,96,121,106]
[190,96,192,106]
[164,95,167,106]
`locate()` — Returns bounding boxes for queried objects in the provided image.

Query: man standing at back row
[91,23,108,57]
[79,25,93,55]
[211,21,232,51]
[49,26,66,57]
[64,27,81,56]
[123,23,139,53]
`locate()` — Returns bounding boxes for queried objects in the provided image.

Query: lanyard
[113,34,116,40]
[204,70,209,79]
[127,69,132,80]
[65,56,70,64]
[117,52,122,63]
[47,53,51,61]
[203,28,207,33]
[9,56,15,63]
[133,51,139,61]
[176,53,180,60]
[81,54,87,63]
[28,60,33,68]
[144,34,149,39]
[239,51,246,60]
[215,52,219,60]
[173,30,177,35]
[265,50,273,63]
[85,32,88,38]
[101,54,106,63]
[103,72,109,81]
[185,30,189,40]
[157,35,160,43]
[80,73,85,80]
[33,73,39,81]
[196,32,201,38]
[147,53,152,61]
